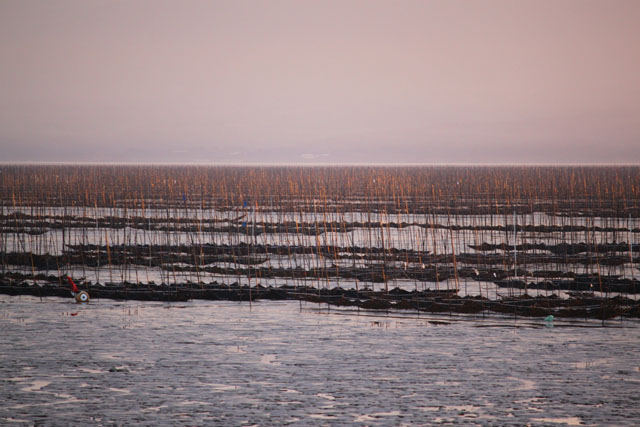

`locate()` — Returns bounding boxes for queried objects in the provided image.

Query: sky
[1,0,639,164]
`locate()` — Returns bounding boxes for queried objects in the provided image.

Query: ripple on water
[107,387,131,394]
[259,354,280,365]
[531,417,583,425]
[506,376,536,391]
[316,393,335,401]
[209,383,238,392]
[308,414,337,420]
[20,380,50,392]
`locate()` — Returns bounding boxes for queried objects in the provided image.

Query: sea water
[1,295,640,426]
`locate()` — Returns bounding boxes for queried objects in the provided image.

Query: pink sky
[1,0,639,164]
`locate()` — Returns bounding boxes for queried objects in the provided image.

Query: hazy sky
[1,0,639,164]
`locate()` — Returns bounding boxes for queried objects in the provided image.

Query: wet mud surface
[2,295,640,426]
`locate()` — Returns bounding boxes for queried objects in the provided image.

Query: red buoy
[67,276,79,293]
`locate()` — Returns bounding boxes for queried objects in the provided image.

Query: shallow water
[1,295,640,426]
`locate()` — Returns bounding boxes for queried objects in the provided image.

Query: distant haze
[1,0,639,164]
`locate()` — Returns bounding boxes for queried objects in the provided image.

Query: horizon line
[1,161,640,167]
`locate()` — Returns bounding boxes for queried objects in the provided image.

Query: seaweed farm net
[1,165,639,300]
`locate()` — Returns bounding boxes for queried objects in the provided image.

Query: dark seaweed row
[3,214,640,235]
[1,278,638,320]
